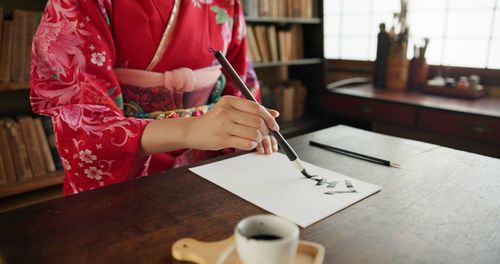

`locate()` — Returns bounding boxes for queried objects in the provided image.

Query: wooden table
[1,125,499,263]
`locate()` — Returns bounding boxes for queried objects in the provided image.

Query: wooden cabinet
[325,94,416,127]
[419,110,500,144]
[326,85,500,157]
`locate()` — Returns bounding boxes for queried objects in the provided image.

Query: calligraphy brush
[210,48,314,178]
[309,140,401,168]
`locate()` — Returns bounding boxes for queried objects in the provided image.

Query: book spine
[18,116,47,178]
[267,25,278,62]
[260,84,274,109]
[272,85,283,123]
[0,120,17,183]
[241,0,249,16]
[246,25,261,62]
[0,7,3,46]
[252,0,258,17]
[5,120,32,181]
[34,118,56,172]
[41,116,63,170]
[293,82,307,120]
[254,25,270,62]
[0,152,6,184]
[24,12,41,80]
[0,124,6,183]
[282,85,295,123]
[0,21,14,82]
[12,10,27,82]
[278,29,287,62]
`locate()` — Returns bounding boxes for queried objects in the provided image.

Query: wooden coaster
[172,235,325,264]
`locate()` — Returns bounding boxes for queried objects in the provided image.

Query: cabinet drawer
[419,109,500,144]
[326,95,416,127]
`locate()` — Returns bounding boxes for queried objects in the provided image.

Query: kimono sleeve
[222,1,261,102]
[30,0,151,194]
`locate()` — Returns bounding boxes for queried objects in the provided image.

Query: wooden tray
[172,235,325,264]
[421,84,486,99]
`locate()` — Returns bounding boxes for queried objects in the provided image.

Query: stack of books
[242,0,317,18]
[246,24,304,63]
[260,79,307,123]
[0,116,62,185]
[0,8,43,83]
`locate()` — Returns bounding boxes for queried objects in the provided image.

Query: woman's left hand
[256,134,278,154]
[256,109,279,154]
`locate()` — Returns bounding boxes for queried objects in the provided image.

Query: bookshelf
[0,170,63,199]
[0,0,327,207]
[0,1,65,206]
[0,87,65,199]
[253,58,322,68]
[244,0,326,134]
[245,17,321,24]
[0,81,30,91]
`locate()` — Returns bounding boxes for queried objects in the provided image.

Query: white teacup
[235,214,299,264]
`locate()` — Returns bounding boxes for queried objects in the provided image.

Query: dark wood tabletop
[1,125,500,264]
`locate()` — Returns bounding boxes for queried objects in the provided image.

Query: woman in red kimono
[30,0,279,195]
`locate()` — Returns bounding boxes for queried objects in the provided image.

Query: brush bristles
[390,162,401,168]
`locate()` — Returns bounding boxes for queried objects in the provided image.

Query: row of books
[0,116,62,185]
[0,8,42,83]
[242,0,318,18]
[261,80,307,123]
[246,24,304,63]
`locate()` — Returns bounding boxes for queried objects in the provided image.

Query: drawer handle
[470,123,489,133]
[360,105,373,114]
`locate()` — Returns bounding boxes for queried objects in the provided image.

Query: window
[324,0,500,69]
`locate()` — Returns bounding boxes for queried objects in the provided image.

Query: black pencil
[210,48,314,177]
[309,140,401,168]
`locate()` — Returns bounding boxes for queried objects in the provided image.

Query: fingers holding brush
[234,107,278,155]
[267,108,280,119]
[256,134,278,154]
[230,110,270,137]
[185,96,281,151]
[235,105,279,154]
[228,96,280,132]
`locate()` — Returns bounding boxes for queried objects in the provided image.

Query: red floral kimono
[30,0,260,195]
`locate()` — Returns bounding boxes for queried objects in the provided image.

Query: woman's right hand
[186,96,280,151]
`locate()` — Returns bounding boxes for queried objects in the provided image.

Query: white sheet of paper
[190,153,381,227]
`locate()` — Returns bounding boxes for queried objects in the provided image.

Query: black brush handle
[270,130,298,161]
[213,51,257,102]
[309,140,390,166]
[213,50,298,161]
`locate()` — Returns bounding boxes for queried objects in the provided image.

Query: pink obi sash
[114,65,225,120]
[114,65,222,92]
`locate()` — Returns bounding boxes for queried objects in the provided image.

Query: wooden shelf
[0,81,30,91]
[0,185,63,213]
[253,58,322,68]
[0,171,64,199]
[245,17,321,24]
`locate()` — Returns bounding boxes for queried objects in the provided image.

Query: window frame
[324,0,500,74]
